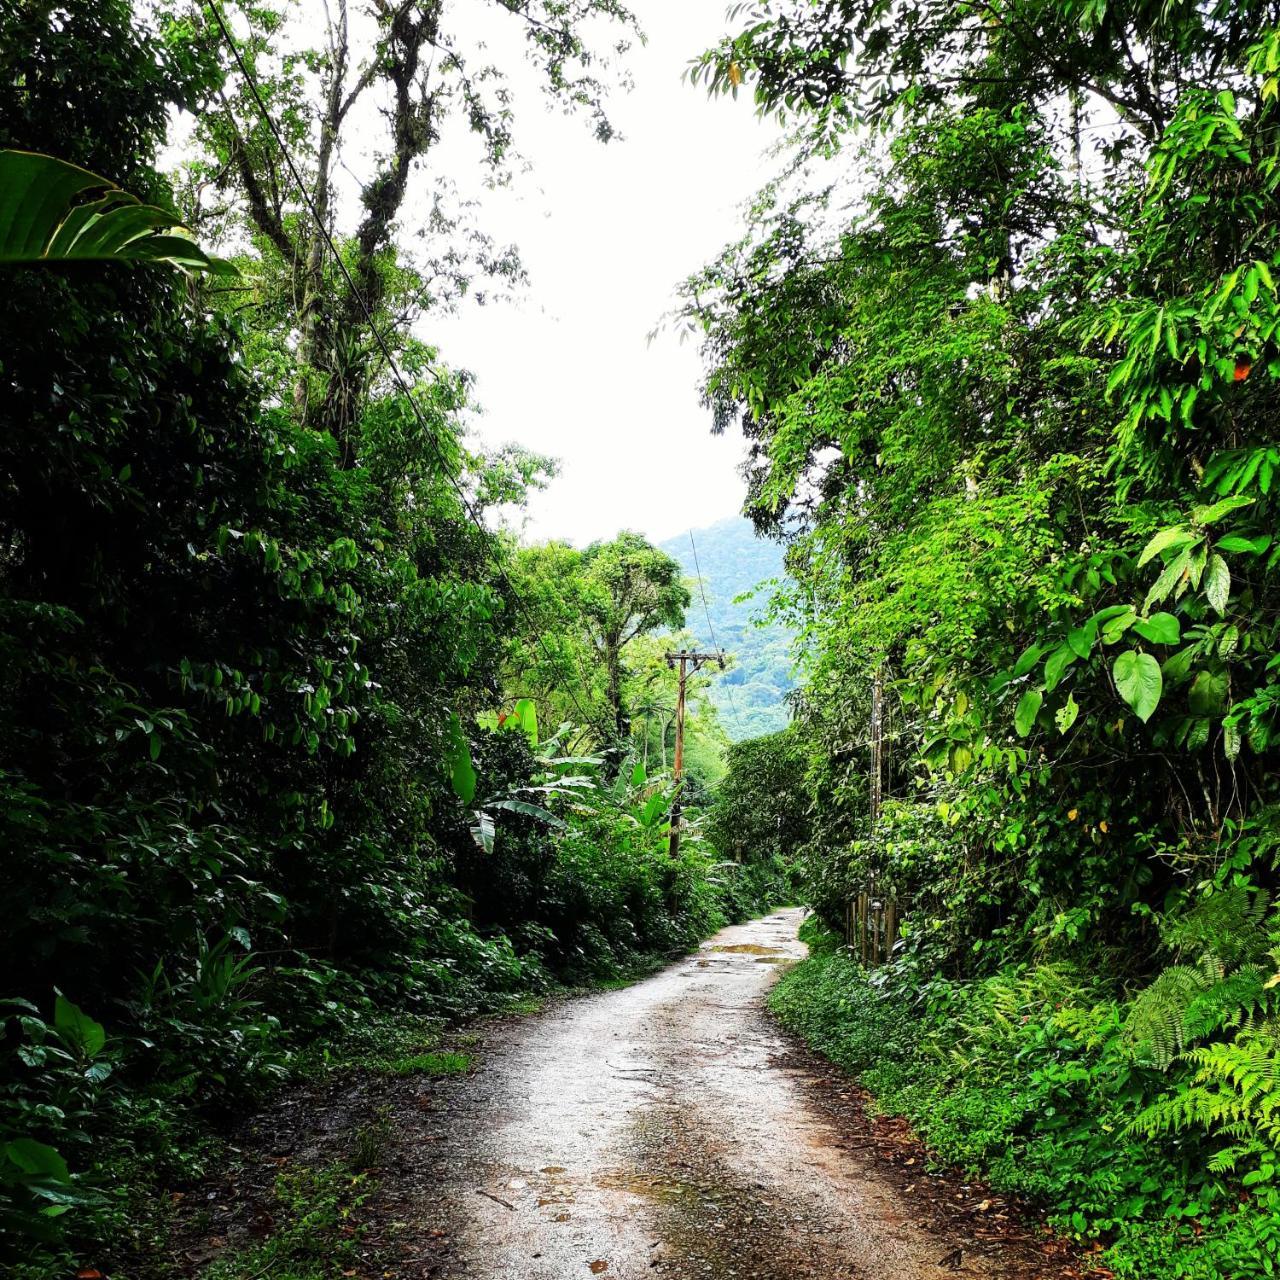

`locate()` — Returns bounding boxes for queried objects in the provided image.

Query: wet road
[427,909,1002,1280]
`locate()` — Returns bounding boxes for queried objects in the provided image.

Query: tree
[687,3,1280,1265]
[187,0,638,452]
[578,533,691,742]
[510,532,691,745]
[708,728,811,863]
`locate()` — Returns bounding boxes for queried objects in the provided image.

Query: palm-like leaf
[0,149,231,273]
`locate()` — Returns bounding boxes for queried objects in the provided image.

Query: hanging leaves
[0,150,232,273]
[1055,694,1080,734]
[53,995,106,1059]
[1044,645,1076,691]
[1015,689,1043,737]
[444,713,477,805]
[1205,554,1231,616]
[1131,612,1181,645]
[1113,651,1163,722]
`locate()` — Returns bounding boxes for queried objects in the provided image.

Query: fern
[1184,965,1270,1042]
[1161,886,1269,967]
[1126,889,1275,1069]
[1128,960,1223,1069]
[1129,1020,1280,1157]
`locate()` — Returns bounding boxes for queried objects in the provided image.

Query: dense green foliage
[773,921,1280,1278]
[689,0,1280,1274]
[660,517,795,740]
[707,728,810,865]
[0,5,782,1274]
[508,532,737,794]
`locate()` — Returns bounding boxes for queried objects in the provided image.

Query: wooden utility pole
[664,648,725,857]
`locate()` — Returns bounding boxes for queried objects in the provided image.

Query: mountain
[660,516,795,741]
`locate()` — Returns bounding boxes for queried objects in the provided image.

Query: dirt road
[419,909,1016,1280]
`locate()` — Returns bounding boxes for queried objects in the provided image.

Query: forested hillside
[659,517,794,739]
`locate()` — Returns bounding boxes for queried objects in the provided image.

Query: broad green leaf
[3,1139,70,1182]
[53,995,105,1058]
[1192,494,1255,526]
[1161,647,1196,684]
[640,790,672,828]
[1216,533,1271,555]
[1012,643,1045,678]
[486,797,566,828]
[1113,650,1162,722]
[1145,546,1192,612]
[1205,554,1230,615]
[629,759,647,787]
[1044,645,1077,692]
[444,712,476,805]
[1185,716,1212,752]
[1055,694,1079,734]
[949,743,974,773]
[471,811,495,853]
[512,698,539,744]
[0,149,232,273]
[1015,689,1042,737]
[1090,605,1137,626]
[1131,612,1180,645]
[1187,544,1208,592]
[1188,670,1229,715]
[1224,719,1242,761]
[1138,525,1194,566]
[1067,623,1096,659]
[1101,608,1137,645]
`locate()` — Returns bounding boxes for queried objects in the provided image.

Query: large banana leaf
[0,149,232,273]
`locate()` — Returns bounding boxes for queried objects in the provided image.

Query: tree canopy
[685,1,1280,1273]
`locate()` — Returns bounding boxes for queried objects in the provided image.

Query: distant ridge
[660,516,794,741]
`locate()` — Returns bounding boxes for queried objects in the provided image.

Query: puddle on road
[596,1168,702,1205]
[706,943,785,956]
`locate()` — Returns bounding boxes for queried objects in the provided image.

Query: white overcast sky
[425,0,782,546]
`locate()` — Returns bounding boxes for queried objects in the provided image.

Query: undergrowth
[771,918,1280,1280]
[200,1164,373,1280]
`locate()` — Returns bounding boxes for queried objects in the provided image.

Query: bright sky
[426,0,782,547]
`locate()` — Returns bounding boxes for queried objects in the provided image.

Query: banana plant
[0,149,231,273]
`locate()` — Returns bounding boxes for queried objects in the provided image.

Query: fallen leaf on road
[589,1261,610,1274]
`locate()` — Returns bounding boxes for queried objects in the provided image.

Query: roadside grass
[383,1049,472,1077]
[200,1164,371,1280]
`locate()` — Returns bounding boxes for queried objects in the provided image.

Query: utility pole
[664,647,725,857]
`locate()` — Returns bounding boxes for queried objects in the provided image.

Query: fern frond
[1127,963,1217,1068]
[1162,887,1270,968]
[1129,1021,1280,1153]
[1183,965,1269,1043]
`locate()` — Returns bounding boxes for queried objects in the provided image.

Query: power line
[687,528,747,738]
[206,0,599,729]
